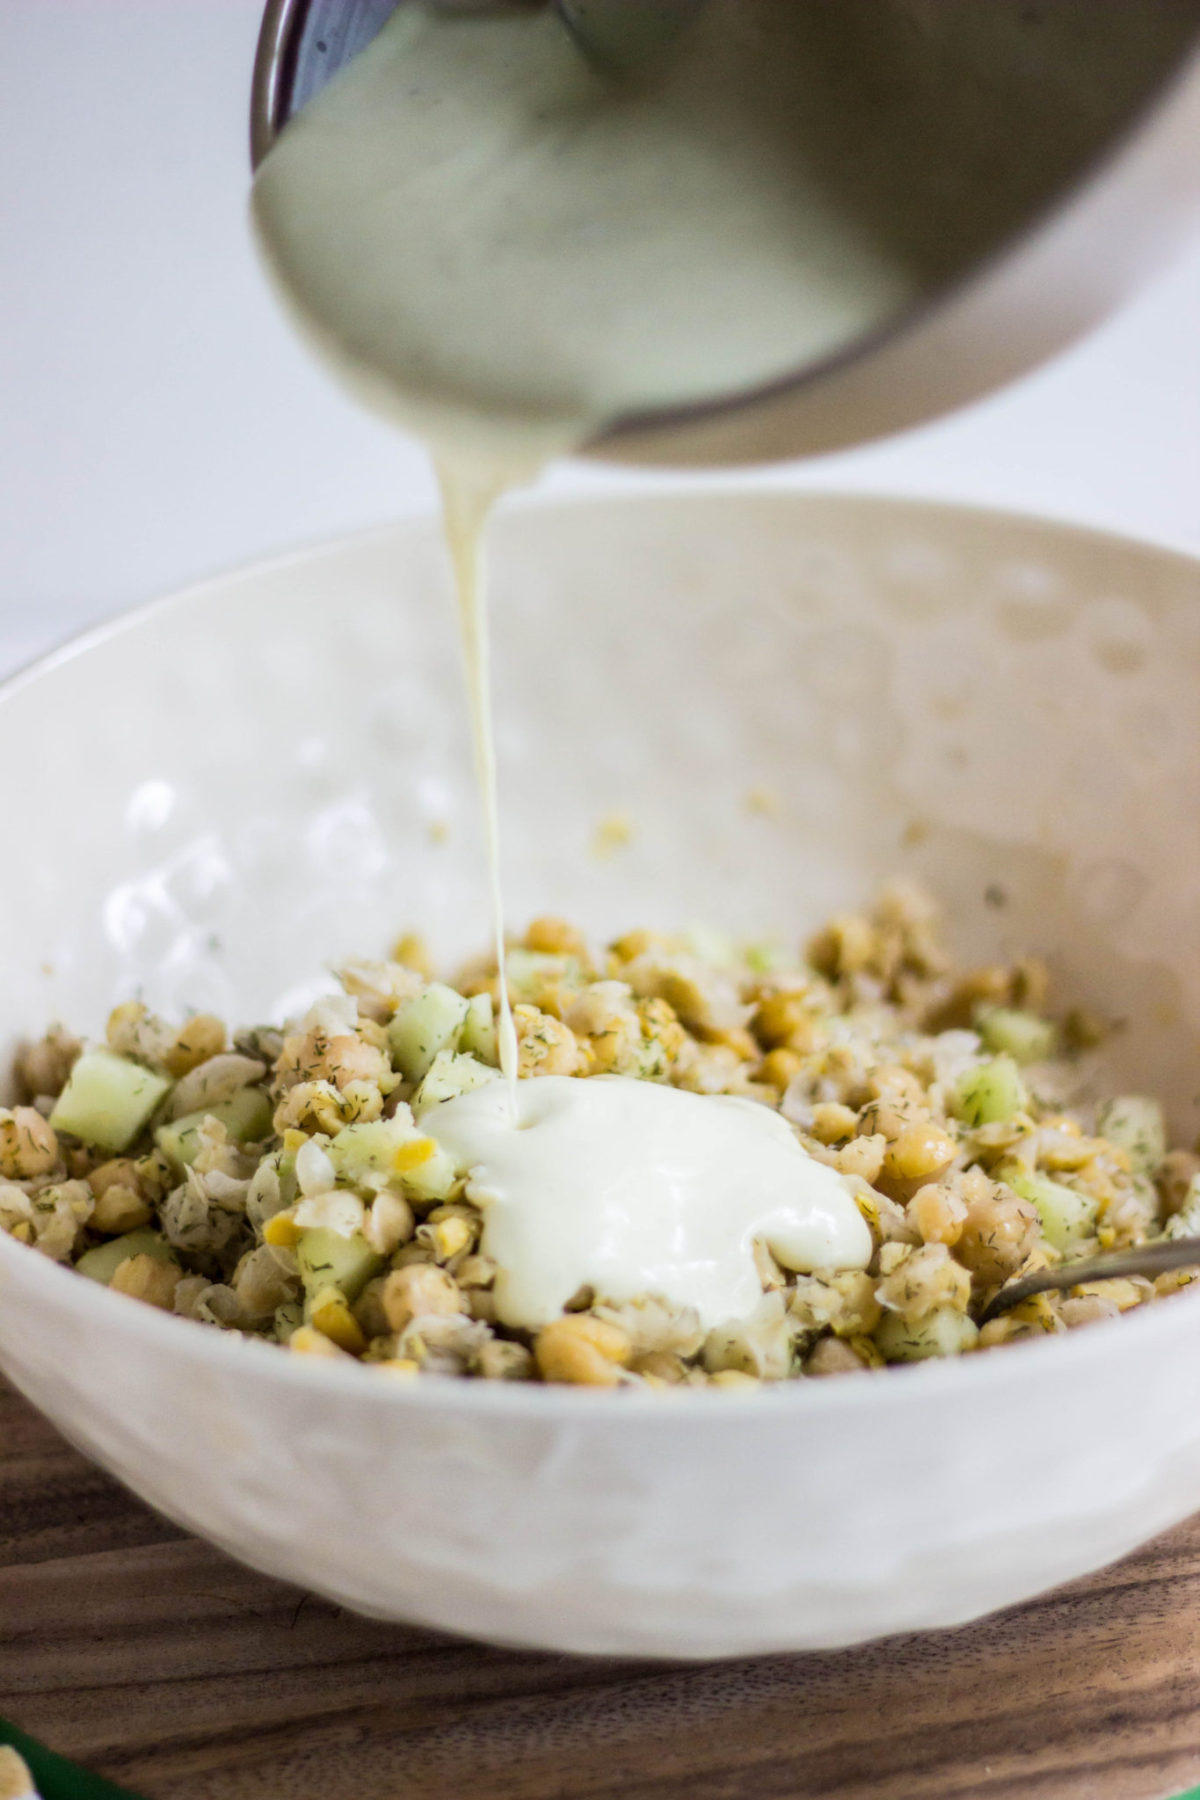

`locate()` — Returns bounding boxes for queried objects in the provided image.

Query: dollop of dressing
[427,1075,872,1331]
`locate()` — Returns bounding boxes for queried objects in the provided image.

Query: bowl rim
[4,488,1200,1424]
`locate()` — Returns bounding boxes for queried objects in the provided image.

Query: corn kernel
[418,1214,472,1262]
[264,1208,302,1248]
[289,1325,347,1358]
[392,1137,436,1173]
[308,1286,368,1353]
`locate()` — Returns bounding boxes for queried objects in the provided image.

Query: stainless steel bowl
[251,0,1200,468]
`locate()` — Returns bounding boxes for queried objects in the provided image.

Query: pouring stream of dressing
[435,458,521,1106]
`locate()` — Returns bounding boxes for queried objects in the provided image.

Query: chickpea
[381,1264,466,1333]
[0,1107,59,1180]
[110,1254,181,1312]
[883,1122,957,1187]
[524,916,589,960]
[907,1182,967,1247]
[609,929,658,963]
[107,1001,185,1067]
[164,1015,227,1078]
[876,1243,971,1323]
[390,932,434,979]
[804,1337,869,1378]
[806,913,874,980]
[810,1102,858,1145]
[352,1276,393,1341]
[759,1047,802,1090]
[753,990,816,1051]
[91,1183,152,1235]
[864,1064,924,1106]
[831,1132,886,1184]
[320,1035,392,1092]
[514,1006,584,1077]
[534,1314,632,1386]
[955,1172,1039,1285]
[17,1027,79,1101]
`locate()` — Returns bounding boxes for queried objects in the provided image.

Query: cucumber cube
[1096,1095,1166,1174]
[976,1007,1057,1065]
[296,1227,382,1302]
[953,1055,1027,1127]
[413,1051,499,1115]
[458,992,498,1066]
[50,1050,172,1154]
[388,984,470,1081]
[1005,1167,1097,1252]
[328,1117,417,1184]
[875,1306,979,1362]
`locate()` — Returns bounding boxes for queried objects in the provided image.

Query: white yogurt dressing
[428,1076,872,1331]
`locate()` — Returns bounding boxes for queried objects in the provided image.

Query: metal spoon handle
[979,1236,1200,1325]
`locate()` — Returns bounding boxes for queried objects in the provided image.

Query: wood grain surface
[4,1375,1200,1800]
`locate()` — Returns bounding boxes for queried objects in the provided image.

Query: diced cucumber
[458,992,498,1066]
[976,1006,1057,1065]
[875,1306,979,1363]
[401,1139,459,1203]
[155,1087,274,1172]
[1096,1095,1166,1174]
[387,984,470,1081]
[328,1116,417,1184]
[952,1055,1027,1128]
[1004,1167,1097,1252]
[76,1227,176,1286]
[327,1115,459,1202]
[50,1050,172,1154]
[296,1227,382,1302]
[413,1051,499,1115]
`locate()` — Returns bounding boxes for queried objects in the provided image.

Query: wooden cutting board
[4,1372,1200,1800]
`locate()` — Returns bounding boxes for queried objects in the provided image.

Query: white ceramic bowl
[3,492,1200,1659]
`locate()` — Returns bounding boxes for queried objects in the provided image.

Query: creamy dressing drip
[435,459,520,1103]
[428,1076,872,1331]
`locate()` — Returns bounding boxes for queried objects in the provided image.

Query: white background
[2,0,1199,678]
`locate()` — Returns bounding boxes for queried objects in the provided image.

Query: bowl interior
[4,491,1199,1136]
